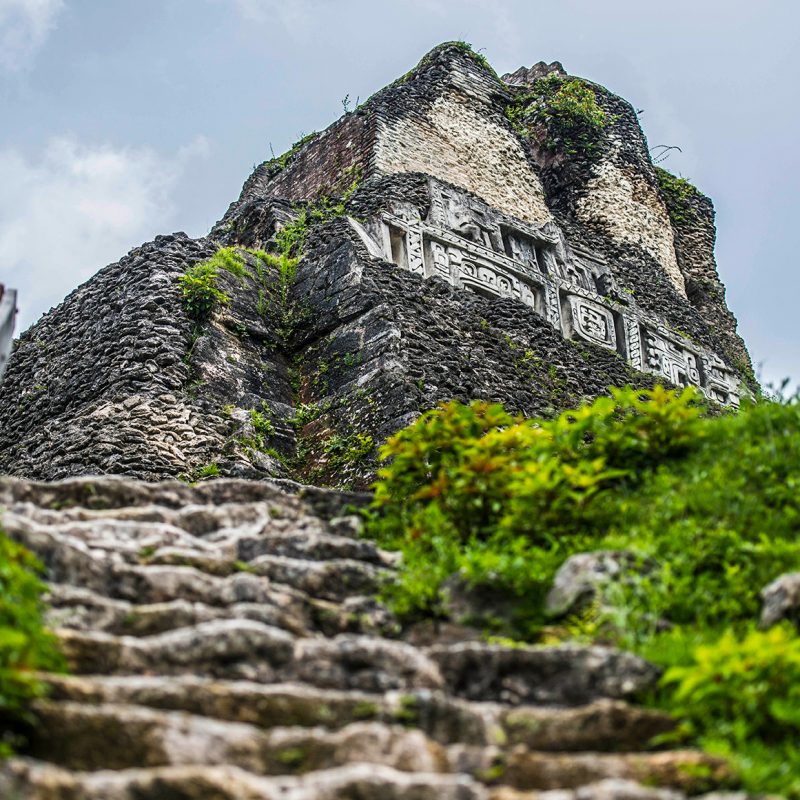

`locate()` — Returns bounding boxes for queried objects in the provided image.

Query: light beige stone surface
[376,91,552,227]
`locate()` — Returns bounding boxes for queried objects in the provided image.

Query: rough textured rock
[0,475,737,797]
[0,43,749,489]
[545,551,652,619]
[759,572,800,629]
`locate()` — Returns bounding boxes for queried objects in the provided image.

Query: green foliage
[507,74,608,157]
[366,388,800,794]
[655,167,702,226]
[324,432,374,472]
[662,625,800,796]
[275,177,359,262]
[249,404,275,440]
[237,402,276,456]
[179,247,250,321]
[373,386,702,547]
[449,41,498,78]
[194,462,220,480]
[0,528,64,756]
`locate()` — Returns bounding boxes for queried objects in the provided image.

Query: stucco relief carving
[643,326,702,387]
[562,294,619,352]
[355,178,741,407]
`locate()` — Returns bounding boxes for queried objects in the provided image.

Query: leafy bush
[507,74,608,157]
[366,387,800,793]
[371,386,704,624]
[662,625,800,796]
[0,528,63,756]
[178,247,249,321]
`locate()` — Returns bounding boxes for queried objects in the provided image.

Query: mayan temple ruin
[0,43,758,799]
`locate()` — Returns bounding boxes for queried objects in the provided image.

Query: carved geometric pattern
[563,294,617,351]
[405,222,425,276]
[624,316,642,370]
[376,181,741,407]
[701,353,741,409]
[544,285,562,329]
[642,326,702,387]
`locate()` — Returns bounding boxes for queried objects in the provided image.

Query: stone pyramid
[0,42,749,490]
[0,44,751,799]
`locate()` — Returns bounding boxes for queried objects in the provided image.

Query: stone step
[58,620,297,682]
[0,475,311,513]
[58,624,661,701]
[25,700,727,795]
[0,759,485,800]
[43,675,675,751]
[11,512,390,609]
[246,554,386,601]
[428,642,660,705]
[488,780,689,799]
[48,584,398,641]
[46,584,314,637]
[27,701,448,775]
[233,529,392,566]
[57,623,443,690]
[485,749,731,794]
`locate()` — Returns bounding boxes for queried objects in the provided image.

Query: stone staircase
[0,476,738,799]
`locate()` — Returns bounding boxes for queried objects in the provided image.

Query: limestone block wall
[374,90,552,227]
[285,215,653,488]
[575,158,684,295]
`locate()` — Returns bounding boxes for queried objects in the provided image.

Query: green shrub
[370,386,704,625]
[373,385,702,547]
[0,528,63,756]
[179,247,250,321]
[366,387,800,794]
[507,74,608,157]
[662,625,800,796]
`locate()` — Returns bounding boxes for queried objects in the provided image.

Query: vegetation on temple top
[506,73,608,158]
[367,387,800,795]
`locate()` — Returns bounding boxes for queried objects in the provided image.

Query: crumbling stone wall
[0,235,295,481]
[663,186,752,377]
[374,90,552,226]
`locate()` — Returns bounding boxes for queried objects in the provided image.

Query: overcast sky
[1,0,797,389]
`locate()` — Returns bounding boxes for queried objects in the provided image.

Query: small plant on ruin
[324,432,374,471]
[179,247,250,321]
[656,167,702,225]
[0,528,64,757]
[507,74,608,157]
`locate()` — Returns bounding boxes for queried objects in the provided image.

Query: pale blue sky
[1,0,797,389]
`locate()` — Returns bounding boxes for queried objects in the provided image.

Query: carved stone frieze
[561,293,619,352]
[355,178,742,407]
[643,325,702,387]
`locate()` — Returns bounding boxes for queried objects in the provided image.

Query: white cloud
[0,135,210,330]
[0,0,64,71]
